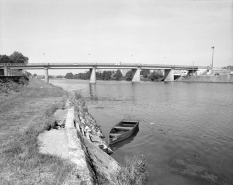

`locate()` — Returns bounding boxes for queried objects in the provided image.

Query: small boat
[109,120,139,145]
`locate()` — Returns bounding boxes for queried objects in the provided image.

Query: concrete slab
[38,129,69,159]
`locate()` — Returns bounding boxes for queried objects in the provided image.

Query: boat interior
[109,121,138,138]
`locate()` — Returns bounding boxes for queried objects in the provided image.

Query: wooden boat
[109,120,139,145]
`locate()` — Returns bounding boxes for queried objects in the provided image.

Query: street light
[211,46,214,69]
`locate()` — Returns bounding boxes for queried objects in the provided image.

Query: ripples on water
[50,79,233,185]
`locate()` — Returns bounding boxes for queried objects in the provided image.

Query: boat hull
[109,120,139,145]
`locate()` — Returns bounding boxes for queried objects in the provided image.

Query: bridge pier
[44,68,49,83]
[90,67,96,83]
[132,68,141,83]
[4,66,8,76]
[164,69,174,82]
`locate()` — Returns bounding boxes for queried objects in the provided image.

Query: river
[50,79,233,185]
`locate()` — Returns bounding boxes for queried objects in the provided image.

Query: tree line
[65,70,123,80]
[0,51,29,64]
[65,69,163,81]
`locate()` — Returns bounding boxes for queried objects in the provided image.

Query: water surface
[50,79,233,185]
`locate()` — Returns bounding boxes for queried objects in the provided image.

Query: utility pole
[211,46,214,69]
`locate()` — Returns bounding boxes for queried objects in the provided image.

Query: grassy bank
[0,78,73,185]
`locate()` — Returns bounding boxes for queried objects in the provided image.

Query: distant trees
[148,70,163,81]
[73,71,90,80]
[113,69,123,80]
[10,52,29,64]
[125,70,133,81]
[56,75,64,78]
[64,69,163,82]
[141,69,150,78]
[0,51,29,64]
[65,72,74,79]
[102,71,112,80]
[0,55,12,63]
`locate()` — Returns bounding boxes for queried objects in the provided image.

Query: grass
[116,156,148,185]
[0,78,73,185]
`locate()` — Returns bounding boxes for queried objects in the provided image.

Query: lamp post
[211,46,214,69]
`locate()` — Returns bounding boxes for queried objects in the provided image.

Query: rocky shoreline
[67,92,121,184]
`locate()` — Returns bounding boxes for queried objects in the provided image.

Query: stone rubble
[72,97,113,154]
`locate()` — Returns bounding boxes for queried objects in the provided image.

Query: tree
[0,55,12,63]
[73,74,79,79]
[102,71,112,80]
[113,69,123,80]
[10,51,29,64]
[148,70,163,81]
[86,71,91,79]
[96,71,103,80]
[125,70,133,81]
[141,69,150,78]
[65,72,74,79]
[56,75,64,78]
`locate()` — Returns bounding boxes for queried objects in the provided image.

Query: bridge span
[0,63,208,83]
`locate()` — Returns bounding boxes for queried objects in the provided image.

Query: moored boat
[109,120,139,145]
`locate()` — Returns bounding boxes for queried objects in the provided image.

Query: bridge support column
[4,66,8,76]
[132,68,141,83]
[44,68,49,83]
[90,67,96,83]
[164,69,174,82]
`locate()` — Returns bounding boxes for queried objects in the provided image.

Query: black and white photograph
[0,0,233,184]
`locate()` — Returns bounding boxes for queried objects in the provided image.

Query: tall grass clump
[116,155,148,185]
[69,91,88,112]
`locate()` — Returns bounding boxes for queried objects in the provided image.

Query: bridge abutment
[164,69,174,82]
[44,68,49,83]
[90,67,96,83]
[132,68,141,83]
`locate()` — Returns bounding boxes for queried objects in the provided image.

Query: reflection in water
[89,83,97,100]
[110,127,139,152]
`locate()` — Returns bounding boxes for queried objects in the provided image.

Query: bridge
[0,63,208,83]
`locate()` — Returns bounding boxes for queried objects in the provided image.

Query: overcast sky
[1,0,232,75]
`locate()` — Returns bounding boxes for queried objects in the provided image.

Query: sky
[0,0,232,75]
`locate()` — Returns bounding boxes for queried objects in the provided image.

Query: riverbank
[0,78,73,184]
[65,91,148,184]
[0,78,148,184]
